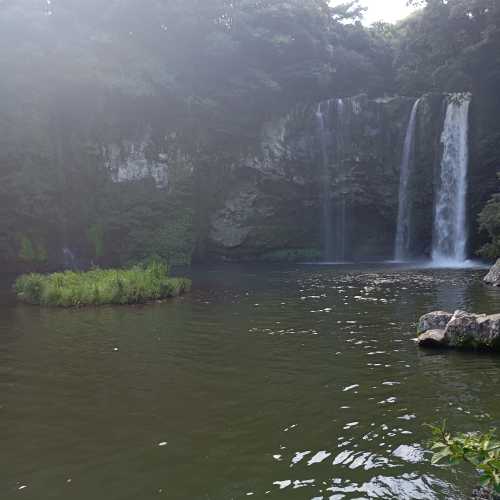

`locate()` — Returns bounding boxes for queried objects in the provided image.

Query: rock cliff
[206,94,445,261]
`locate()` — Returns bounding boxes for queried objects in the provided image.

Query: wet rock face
[484,259,500,287]
[207,93,448,261]
[209,184,259,249]
[208,95,428,260]
[417,310,500,351]
[105,131,169,188]
[207,104,321,258]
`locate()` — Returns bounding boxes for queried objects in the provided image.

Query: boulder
[416,310,500,351]
[417,329,447,348]
[417,311,453,334]
[444,310,485,348]
[476,313,500,350]
[484,259,500,287]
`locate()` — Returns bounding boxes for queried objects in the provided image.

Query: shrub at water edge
[428,421,500,498]
[14,261,191,307]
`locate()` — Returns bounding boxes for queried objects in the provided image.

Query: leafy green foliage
[87,224,105,259]
[14,262,191,307]
[394,0,500,119]
[18,236,48,264]
[93,177,195,266]
[128,217,195,266]
[428,421,500,494]
[18,236,37,263]
[479,194,500,259]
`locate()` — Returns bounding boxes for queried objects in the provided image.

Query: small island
[14,261,191,307]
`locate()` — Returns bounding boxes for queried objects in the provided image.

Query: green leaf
[431,448,453,464]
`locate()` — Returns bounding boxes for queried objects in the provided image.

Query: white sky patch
[331,0,417,25]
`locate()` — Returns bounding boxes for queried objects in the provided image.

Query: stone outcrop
[417,310,500,351]
[484,259,500,287]
[104,127,170,188]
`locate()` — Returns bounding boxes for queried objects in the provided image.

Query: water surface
[1,264,500,499]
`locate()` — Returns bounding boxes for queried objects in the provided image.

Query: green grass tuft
[14,262,191,307]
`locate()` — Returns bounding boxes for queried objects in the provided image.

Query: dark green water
[1,264,500,500]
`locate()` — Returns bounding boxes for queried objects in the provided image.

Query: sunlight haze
[2,1,500,498]
[332,0,417,24]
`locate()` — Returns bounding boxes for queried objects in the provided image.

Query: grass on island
[14,261,191,307]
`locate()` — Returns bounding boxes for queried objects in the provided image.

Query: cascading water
[432,94,471,265]
[394,98,421,261]
[337,195,347,261]
[336,98,348,262]
[316,98,348,262]
[316,101,334,261]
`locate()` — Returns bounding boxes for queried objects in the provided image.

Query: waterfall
[316,101,334,261]
[337,195,347,261]
[432,95,471,265]
[316,98,348,262]
[336,98,348,262]
[394,98,421,261]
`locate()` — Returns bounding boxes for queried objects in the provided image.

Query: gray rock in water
[417,311,453,334]
[476,313,500,350]
[484,259,500,286]
[417,310,500,351]
[417,329,447,348]
[444,310,484,348]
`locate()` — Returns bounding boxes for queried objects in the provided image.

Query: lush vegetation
[428,422,500,495]
[1,0,500,268]
[479,193,500,259]
[14,261,191,307]
[479,172,500,260]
